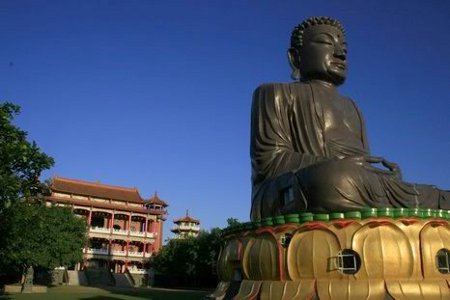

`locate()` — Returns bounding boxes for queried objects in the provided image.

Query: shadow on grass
[1,286,210,300]
[79,298,119,300]
[96,287,209,300]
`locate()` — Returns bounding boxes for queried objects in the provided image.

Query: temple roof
[146,192,168,207]
[174,210,200,224]
[49,176,145,203]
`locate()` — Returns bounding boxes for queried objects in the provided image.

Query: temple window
[281,233,292,248]
[90,216,104,227]
[337,249,361,274]
[436,248,450,274]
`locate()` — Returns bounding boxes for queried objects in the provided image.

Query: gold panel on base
[213,214,450,299]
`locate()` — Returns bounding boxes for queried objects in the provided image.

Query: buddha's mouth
[331,62,346,70]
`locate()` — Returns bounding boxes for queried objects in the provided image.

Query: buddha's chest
[320,97,362,141]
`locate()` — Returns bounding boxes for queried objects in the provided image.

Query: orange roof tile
[50,176,144,203]
[174,215,200,224]
[46,195,167,215]
[146,192,168,207]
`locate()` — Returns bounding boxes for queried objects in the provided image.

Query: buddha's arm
[349,98,402,179]
[250,84,327,183]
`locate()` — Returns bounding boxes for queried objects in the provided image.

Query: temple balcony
[111,228,129,235]
[128,268,149,275]
[129,230,146,237]
[91,226,111,234]
[111,249,126,256]
[84,247,152,258]
[86,248,109,255]
[172,224,200,231]
[89,226,156,238]
[128,251,145,258]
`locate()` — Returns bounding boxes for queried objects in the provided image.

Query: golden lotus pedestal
[210,208,450,299]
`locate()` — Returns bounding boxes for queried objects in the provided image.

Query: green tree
[194,228,222,285]
[0,203,87,275]
[0,102,86,290]
[0,102,54,210]
[226,217,241,227]
[151,227,223,288]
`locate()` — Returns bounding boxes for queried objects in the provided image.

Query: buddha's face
[299,24,347,85]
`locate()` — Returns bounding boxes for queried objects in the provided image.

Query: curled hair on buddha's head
[290,16,346,51]
[288,16,345,80]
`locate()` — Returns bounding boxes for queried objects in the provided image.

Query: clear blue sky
[1,0,449,240]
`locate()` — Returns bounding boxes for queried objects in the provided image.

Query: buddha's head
[289,17,347,86]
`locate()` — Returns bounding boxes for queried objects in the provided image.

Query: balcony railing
[86,248,152,258]
[128,268,149,274]
[172,225,200,231]
[129,230,145,237]
[89,227,156,238]
[128,251,144,258]
[86,248,109,255]
[112,228,128,235]
[91,226,111,233]
[111,250,126,256]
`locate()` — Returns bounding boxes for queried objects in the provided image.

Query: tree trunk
[21,265,34,293]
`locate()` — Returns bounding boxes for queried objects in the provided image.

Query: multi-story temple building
[171,210,200,239]
[45,176,168,277]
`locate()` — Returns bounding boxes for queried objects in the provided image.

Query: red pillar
[144,217,148,236]
[87,210,92,226]
[150,220,155,233]
[158,221,163,251]
[152,221,160,251]
[127,214,132,231]
[110,212,115,230]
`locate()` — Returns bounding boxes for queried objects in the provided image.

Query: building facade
[45,176,168,275]
[171,211,200,239]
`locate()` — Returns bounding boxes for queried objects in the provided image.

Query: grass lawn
[0,285,210,300]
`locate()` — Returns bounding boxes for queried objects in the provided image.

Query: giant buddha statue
[250,16,449,220]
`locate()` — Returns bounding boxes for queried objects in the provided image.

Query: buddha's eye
[313,39,333,45]
[312,34,333,45]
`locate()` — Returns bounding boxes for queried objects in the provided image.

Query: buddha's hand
[343,156,402,179]
[365,156,402,179]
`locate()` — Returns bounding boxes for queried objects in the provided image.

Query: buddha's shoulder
[253,82,308,96]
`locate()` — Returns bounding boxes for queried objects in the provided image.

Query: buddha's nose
[334,44,346,60]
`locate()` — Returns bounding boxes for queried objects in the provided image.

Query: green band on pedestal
[361,208,377,219]
[313,214,329,221]
[261,217,274,227]
[329,212,344,220]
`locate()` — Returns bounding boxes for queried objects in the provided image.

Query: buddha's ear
[288,48,300,81]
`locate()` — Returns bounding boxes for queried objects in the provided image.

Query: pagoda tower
[171,210,200,239]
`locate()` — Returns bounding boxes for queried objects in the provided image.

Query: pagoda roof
[146,192,168,207]
[50,176,145,204]
[174,214,200,224]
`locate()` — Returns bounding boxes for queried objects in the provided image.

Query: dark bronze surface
[250,17,449,220]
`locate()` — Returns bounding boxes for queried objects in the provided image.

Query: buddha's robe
[250,81,447,220]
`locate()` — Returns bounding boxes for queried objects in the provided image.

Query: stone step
[67,270,88,286]
[113,273,134,287]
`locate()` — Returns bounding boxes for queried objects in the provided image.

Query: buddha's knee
[296,159,363,212]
